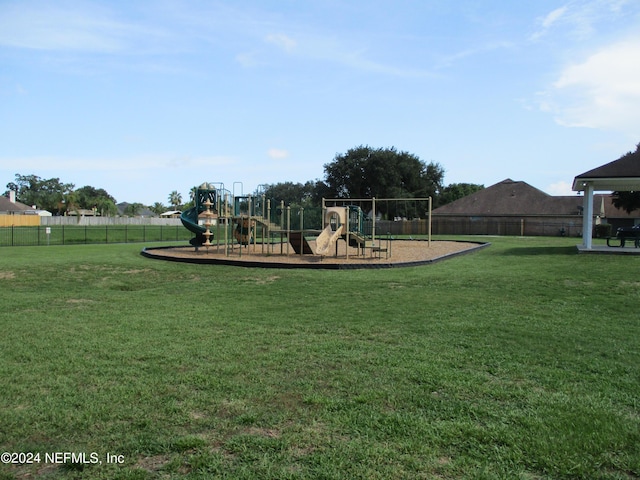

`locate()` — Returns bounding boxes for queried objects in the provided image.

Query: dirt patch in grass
[134,454,172,472]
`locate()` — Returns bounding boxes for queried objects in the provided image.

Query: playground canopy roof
[572,146,640,250]
[572,147,640,192]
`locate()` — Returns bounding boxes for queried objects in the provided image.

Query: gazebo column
[582,183,594,249]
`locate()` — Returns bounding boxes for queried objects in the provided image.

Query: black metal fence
[370,219,582,237]
[2,217,585,248]
[0,225,193,247]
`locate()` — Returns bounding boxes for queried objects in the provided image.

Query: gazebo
[572,145,640,249]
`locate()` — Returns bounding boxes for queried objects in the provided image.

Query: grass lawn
[0,236,638,479]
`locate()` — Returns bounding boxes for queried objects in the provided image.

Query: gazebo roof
[572,144,640,191]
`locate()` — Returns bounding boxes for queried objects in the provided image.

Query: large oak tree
[6,174,74,215]
[323,145,444,199]
[323,145,444,217]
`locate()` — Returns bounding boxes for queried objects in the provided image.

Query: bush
[594,223,612,238]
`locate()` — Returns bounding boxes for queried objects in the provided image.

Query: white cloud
[540,36,640,136]
[235,51,264,68]
[0,2,172,55]
[0,4,123,52]
[546,180,575,196]
[530,0,634,42]
[0,154,236,172]
[267,148,290,160]
[542,6,568,29]
[238,27,432,77]
[530,6,569,40]
[435,41,514,70]
[265,33,297,53]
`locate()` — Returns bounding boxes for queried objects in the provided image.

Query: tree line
[4,146,485,216]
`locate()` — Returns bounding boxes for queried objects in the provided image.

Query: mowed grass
[0,236,639,479]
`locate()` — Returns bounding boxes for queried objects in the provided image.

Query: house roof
[67,208,100,216]
[572,145,640,191]
[431,179,636,219]
[117,202,155,217]
[432,179,585,216]
[0,195,31,213]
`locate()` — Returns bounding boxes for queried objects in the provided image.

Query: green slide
[180,206,206,246]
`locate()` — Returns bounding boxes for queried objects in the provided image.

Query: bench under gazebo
[572,144,640,250]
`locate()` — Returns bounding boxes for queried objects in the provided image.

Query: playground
[143,182,487,268]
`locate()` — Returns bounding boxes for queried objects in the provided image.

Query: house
[160,210,181,218]
[117,202,155,217]
[431,178,609,236]
[0,192,30,214]
[600,196,638,230]
[0,192,44,226]
[66,208,100,216]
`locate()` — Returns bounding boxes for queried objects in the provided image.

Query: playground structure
[316,204,386,258]
[180,182,433,261]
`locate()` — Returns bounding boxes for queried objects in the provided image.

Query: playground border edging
[140,240,490,269]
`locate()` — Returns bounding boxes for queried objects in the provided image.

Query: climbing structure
[180,183,427,259]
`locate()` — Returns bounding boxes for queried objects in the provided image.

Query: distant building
[160,210,181,218]
[0,192,50,226]
[66,208,99,216]
[0,191,30,214]
[431,178,634,236]
[0,191,51,216]
[117,202,155,217]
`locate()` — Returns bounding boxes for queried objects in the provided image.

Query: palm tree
[149,202,166,216]
[168,191,182,211]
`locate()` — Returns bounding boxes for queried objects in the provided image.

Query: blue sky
[1,0,640,206]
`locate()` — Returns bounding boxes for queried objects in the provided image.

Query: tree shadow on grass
[501,245,578,256]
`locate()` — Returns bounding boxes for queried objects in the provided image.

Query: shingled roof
[433,179,584,216]
[0,195,30,213]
